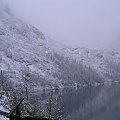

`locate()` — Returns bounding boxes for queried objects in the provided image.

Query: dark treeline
[47,53,104,86]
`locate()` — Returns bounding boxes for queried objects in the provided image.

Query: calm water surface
[60,84,120,120]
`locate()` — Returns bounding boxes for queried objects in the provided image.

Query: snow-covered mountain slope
[61,47,120,82]
[0,1,120,90]
[0,4,60,85]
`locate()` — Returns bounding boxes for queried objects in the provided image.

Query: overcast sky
[4,0,120,50]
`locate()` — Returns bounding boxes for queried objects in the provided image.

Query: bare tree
[21,65,31,102]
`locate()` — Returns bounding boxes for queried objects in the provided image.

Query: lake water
[60,83,120,120]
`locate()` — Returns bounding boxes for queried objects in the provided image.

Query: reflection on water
[61,83,120,120]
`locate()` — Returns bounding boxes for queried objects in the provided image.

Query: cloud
[0,0,12,16]
[4,0,120,50]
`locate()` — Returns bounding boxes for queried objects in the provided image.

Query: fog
[4,0,120,50]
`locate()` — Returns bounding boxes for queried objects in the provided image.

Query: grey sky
[4,0,120,50]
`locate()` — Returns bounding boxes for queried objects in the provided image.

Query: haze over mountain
[0,1,120,119]
[0,0,120,86]
[4,0,120,50]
